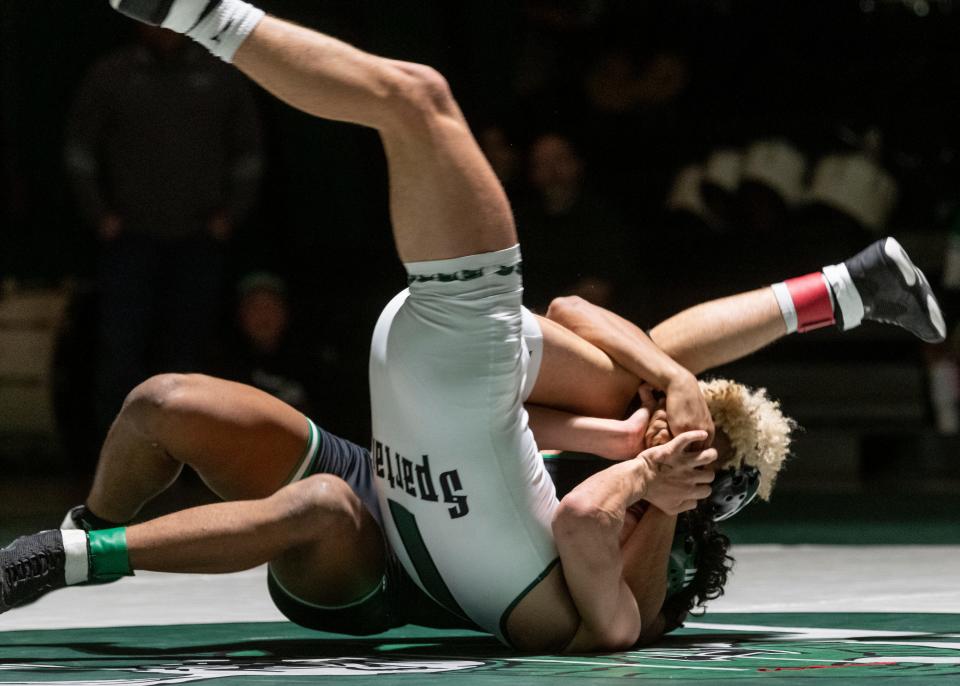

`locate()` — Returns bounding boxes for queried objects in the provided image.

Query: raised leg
[533,233,948,421]
[87,373,310,524]
[648,288,786,376]
[231,18,515,262]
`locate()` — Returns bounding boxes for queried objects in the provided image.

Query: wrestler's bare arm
[619,506,678,645]
[541,299,714,442]
[543,299,692,393]
[526,404,649,460]
[548,291,786,378]
[554,431,715,652]
[553,462,646,652]
[531,288,788,428]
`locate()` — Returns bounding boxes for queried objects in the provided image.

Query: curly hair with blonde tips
[699,378,796,500]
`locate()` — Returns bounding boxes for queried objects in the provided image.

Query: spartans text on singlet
[373,441,469,519]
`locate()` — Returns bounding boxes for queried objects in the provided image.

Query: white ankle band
[822,262,864,330]
[770,282,798,334]
[61,529,90,586]
[186,0,265,63]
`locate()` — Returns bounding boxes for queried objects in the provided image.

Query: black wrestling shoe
[843,237,947,343]
[0,531,67,613]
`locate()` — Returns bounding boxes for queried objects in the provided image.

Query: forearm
[554,509,633,650]
[553,460,649,651]
[620,506,677,628]
[552,431,713,650]
[527,405,638,460]
[546,296,687,389]
[546,297,715,440]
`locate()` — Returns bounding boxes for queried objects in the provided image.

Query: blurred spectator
[64,26,262,438]
[516,132,631,312]
[580,46,692,220]
[212,272,319,416]
[584,49,688,114]
[513,0,601,102]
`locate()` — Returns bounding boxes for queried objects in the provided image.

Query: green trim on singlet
[540,450,605,462]
[282,418,322,485]
[407,262,521,285]
[498,557,561,649]
[387,499,469,623]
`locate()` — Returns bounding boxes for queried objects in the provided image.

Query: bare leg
[81,373,384,606]
[126,474,384,605]
[231,18,515,262]
[649,288,787,376]
[87,374,310,524]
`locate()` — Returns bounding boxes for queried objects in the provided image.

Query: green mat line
[1,613,957,684]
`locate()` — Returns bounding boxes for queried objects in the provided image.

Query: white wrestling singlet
[368,245,558,646]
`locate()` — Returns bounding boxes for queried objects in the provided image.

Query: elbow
[603,629,641,653]
[553,493,619,543]
[565,618,641,654]
[584,618,642,653]
[546,295,587,323]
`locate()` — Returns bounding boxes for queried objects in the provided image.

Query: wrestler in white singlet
[369,245,556,645]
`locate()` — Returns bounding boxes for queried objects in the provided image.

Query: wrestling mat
[2,546,959,684]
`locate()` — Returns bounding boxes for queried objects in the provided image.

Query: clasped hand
[663,372,714,448]
[637,430,717,515]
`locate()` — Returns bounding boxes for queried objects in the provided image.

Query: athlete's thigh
[379,61,517,264]
[527,316,638,419]
[269,476,386,607]
[151,374,310,500]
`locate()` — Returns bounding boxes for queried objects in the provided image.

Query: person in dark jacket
[64,25,263,439]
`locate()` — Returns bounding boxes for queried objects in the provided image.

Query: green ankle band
[87,527,133,581]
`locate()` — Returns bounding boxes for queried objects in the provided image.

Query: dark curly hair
[661,502,734,632]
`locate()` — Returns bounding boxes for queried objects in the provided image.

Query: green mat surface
[2,613,958,685]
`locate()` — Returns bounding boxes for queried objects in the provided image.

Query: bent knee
[382,61,459,130]
[122,373,187,419]
[275,474,367,536]
[120,373,207,433]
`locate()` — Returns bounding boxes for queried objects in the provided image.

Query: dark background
[1,1,959,531]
